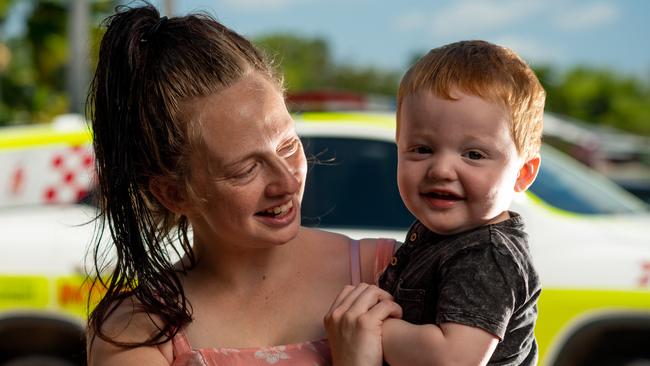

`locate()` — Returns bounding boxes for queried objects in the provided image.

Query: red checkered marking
[43,145,95,204]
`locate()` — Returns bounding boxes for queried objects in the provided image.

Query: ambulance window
[529,145,648,214]
[300,136,414,230]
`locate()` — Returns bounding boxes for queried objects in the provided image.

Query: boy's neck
[423,210,512,236]
[484,210,511,226]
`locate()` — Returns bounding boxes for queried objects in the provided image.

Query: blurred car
[1,111,649,365]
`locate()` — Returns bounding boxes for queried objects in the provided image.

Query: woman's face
[185,72,307,250]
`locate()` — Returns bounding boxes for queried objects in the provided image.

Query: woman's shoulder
[299,226,350,243]
[87,297,174,365]
[298,228,397,285]
[299,227,396,246]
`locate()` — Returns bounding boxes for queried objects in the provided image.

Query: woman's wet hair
[87,2,277,347]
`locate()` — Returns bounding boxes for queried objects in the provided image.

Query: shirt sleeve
[373,238,397,285]
[434,242,526,340]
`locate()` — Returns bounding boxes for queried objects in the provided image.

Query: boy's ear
[515,155,541,192]
[149,176,190,214]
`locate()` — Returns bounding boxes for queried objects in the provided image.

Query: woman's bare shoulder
[87,298,173,365]
[299,227,351,246]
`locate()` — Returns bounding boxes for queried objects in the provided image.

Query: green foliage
[254,33,399,97]
[0,0,12,24]
[255,34,331,91]
[329,65,399,96]
[0,0,118,126]
[535,65,650,136]
[27,2,67,87]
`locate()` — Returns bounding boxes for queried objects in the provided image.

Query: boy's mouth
[256,201,294,218]
[423,190,462,201]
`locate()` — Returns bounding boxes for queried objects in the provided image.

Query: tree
[0,0,13,24]
[540,66,650,136]
[254,33,399,97]
[0,0,117,125]
[255,33,332,91]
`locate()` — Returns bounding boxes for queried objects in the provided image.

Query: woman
[87,3,400,365]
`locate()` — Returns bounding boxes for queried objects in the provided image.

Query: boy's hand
[324,283,402,366]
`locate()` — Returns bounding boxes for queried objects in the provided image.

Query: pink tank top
[169,238,396,366]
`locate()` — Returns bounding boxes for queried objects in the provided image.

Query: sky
[143,0,650,80]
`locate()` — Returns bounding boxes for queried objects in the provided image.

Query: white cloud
[491,35,564,65]
[393,0,546,38]
[394,13,428,31]
[221,0,308,11]
[432,0,545,36]
[553,2,620,31]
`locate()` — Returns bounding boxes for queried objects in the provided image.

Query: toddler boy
[379,40,544,366]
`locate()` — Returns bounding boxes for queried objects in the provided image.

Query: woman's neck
[184,228,305,291]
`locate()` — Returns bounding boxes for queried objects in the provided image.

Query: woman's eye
[279,139,300,157]
[233,163,257,179]
[465,151,485,160]
[413,146,432,154]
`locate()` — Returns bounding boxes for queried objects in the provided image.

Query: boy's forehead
[401,87,508,119]
[400,89,510,129]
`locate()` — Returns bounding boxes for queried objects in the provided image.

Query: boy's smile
[397,88,527,235]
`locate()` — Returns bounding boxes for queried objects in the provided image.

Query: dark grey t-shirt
[378,212,541,366]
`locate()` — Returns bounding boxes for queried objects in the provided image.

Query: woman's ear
[515,155,541,192]
[149,176,189,214]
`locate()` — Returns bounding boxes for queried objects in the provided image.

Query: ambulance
[0,115,96,365]
[1,112,649,365]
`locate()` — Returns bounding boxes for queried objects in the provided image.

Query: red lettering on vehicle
[10,166,25,195]
[58,283,83,306]
[57,280,107,307]
[639,261,650,287]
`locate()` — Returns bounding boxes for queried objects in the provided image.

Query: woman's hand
[324,283,402,366]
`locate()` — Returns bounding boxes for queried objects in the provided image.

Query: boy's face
[397,88,534,235]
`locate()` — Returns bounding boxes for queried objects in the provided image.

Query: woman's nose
[265,157,301,197]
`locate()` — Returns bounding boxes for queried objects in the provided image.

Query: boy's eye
[413,146,432,154]
[464,151,485,160]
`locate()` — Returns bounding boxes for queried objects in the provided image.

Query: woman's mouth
[257,200,294,218]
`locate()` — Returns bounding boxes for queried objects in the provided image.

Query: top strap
[350,238,397,286]
[374,238,397,284]
[349,239,361,285]
[170,330,193,356]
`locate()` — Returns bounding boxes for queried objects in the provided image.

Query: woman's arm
[324,283,402,366]
[87,300,173,366]
[88,337,170,366]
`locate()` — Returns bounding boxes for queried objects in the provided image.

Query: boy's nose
[426,155,457,181]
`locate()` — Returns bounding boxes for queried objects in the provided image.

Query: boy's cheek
[396,164,416,205]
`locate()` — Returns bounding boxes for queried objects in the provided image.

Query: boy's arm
[382,318,498,366]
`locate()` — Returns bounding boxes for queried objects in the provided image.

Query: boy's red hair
[397,40,546,161]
